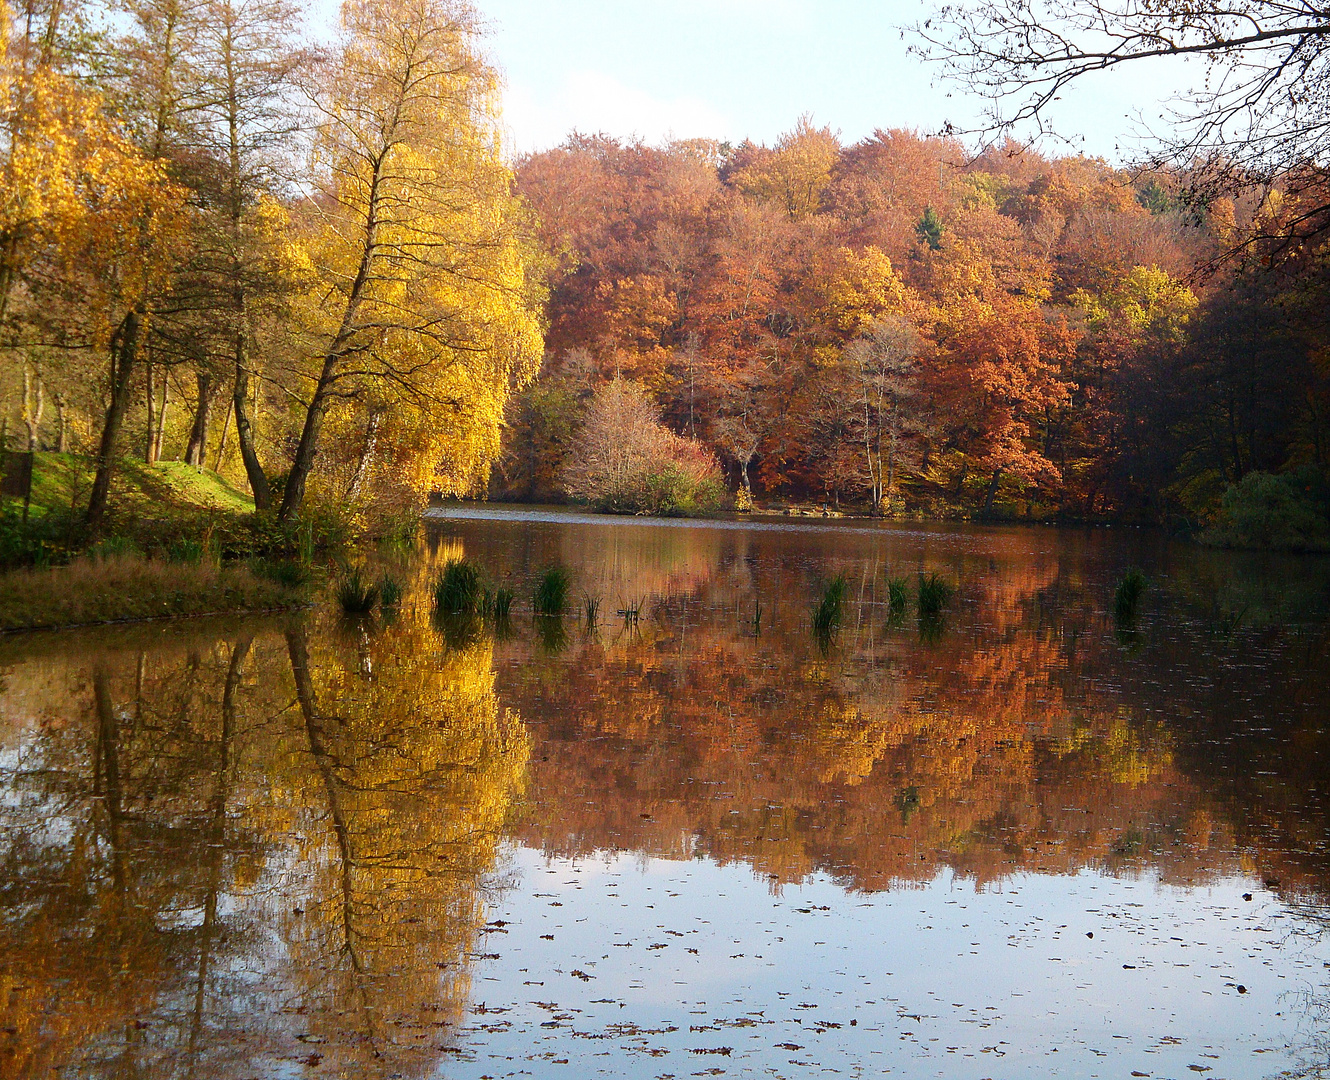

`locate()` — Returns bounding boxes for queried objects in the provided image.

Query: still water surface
[3,508,1330,1078]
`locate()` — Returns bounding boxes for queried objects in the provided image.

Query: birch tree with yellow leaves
[280,0,544,521]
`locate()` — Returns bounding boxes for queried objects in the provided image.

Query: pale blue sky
[475,0,1197,161]
[309,0,1197,161]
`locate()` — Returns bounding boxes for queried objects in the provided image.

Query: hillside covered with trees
[497,121,1330,530]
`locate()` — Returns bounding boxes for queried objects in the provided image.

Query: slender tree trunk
[145,362,156,462]
[185,372,212,468]
[214,395,234,471]
[952,460,968,498]
[345,410,381,501]
[21,363,44,451]
[278,131,390,522]
[56,393,67,453]
[154,374,169,462]
[278,357,337,520]
[232,335,270,508]
[87,309,143,530]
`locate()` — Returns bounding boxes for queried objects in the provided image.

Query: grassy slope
[16,452,255,519]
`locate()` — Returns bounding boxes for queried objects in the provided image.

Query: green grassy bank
[0,453,329,631]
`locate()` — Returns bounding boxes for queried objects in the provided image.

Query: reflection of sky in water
[455,846,1328,1078]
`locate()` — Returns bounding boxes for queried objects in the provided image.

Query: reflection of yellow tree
[0,611,527,1080]
[280,614,528,1075]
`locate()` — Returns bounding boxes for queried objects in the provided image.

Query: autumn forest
[1,0,1328,541]
[500,123,1330,529]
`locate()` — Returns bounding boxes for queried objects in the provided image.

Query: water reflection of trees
[481,530,1330,902]
[0,612,528,1079]
[4,521,1330,1076]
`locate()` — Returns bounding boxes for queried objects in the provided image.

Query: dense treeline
[497,121,1330,531]
[3,0,1328,540]
[0,0,544,531]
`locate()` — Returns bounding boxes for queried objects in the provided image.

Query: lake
[3,507,1330,1079]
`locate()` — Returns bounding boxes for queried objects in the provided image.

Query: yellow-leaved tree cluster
[0,0,544,526]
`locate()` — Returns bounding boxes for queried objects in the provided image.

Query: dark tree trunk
[185,372,213,468]
[87,309,143,530]
[232,335,271,509]
[278,354,338,521]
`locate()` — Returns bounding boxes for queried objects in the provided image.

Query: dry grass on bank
[0,555,305,632]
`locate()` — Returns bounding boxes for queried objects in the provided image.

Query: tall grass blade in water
[812,574,848,636]
[917,573,953,617]
[337,569,380,614]
[434,559,483,614]
[534,567,570,616]
[1115,568,1147,621]
[584,594,600,629]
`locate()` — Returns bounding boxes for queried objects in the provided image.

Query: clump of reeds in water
[812,574,848,637]
[533,567,570,616]
[886,577,908,618]
[491,587,514,619]
[434,558,484,614]
[618,597,644,627]
[1114,568,1147,621]
[378,575,403,608]
[583,594,600,629]
[337,569,380,614]
[917,573,952,617]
